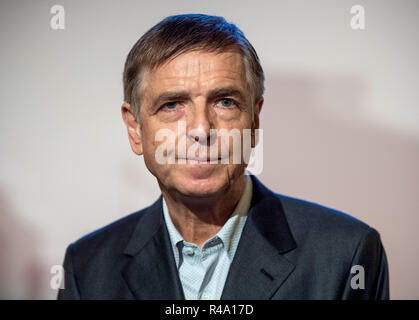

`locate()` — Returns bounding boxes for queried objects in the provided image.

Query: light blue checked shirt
[162,175,253,300]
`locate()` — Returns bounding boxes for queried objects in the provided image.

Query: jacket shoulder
[68,205,149,261]
[276,193,377,255]
[278,193,370,232]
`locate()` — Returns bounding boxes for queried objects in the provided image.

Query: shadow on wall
[260,70,419,299]
[0,187,44,299]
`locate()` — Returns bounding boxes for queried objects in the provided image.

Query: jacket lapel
[121,197,185,300]
[221,175,298,300]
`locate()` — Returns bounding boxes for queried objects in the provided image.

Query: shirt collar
[215,174,252,259]
[162,174,253,262]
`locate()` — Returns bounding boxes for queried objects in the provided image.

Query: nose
[187,99,216,145]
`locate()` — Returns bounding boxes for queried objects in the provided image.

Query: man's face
[123,50,262,198]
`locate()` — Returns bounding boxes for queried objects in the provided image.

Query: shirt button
[201,292,211,300]
[184,247,194,256]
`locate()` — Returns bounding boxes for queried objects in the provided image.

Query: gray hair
[123,14,265,122]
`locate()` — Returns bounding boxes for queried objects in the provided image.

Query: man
[58,14,389,300]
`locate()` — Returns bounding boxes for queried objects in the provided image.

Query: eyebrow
[150,86,247,110]
[151,91,190,110]
[207,87,247,103]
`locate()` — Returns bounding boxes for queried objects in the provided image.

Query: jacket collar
[121,174,297,299]
[122,197,185,299]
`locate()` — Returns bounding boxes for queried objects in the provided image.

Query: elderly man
[58,14,389,300]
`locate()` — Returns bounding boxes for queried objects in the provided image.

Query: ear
[251,97,263,148]
[121,102,143,155]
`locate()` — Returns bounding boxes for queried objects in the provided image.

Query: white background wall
[0,0,418,299]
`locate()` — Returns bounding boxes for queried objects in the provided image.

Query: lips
[176,156,223,164]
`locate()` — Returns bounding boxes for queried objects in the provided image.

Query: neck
[160,174,246,248]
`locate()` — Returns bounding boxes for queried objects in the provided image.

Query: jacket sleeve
[340,227,390,300]
[57,243,81,300]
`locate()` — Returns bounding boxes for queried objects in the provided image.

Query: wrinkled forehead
[141,50,248,95]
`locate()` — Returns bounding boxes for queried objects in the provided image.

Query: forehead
[143,50,247,93]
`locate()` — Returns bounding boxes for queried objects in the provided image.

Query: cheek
[141,123,177,167]
[218,115,252,133]
[139,125,160,161]
[214,108,241,121]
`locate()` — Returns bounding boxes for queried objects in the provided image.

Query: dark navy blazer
[57,175,389,299]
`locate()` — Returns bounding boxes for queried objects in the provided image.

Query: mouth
[176,156,223,164]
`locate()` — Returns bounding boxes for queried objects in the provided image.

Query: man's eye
[218,98,235,108]
[162,102,179,110]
